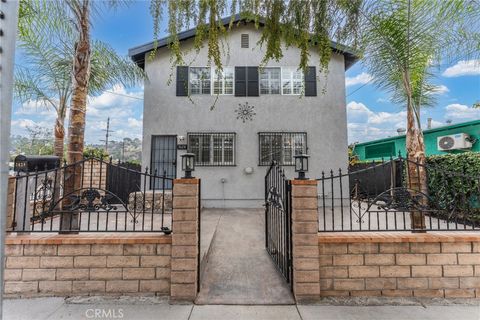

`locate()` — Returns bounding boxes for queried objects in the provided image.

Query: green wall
[353,120,480,161]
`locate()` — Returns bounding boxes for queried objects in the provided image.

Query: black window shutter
[246,66,259,96]
[304,66,317,96]
[176,66,189,96]
[235,67,247,96]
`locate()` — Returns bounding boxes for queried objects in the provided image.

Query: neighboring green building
[353,119,480,161]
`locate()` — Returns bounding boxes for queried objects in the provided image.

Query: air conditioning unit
[437,133,472,151]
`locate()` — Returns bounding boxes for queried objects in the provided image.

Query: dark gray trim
[234,66,247,97]
[176,66,189,96]
[304,66,317,97]
[128,14,358,70]
[247,66,259,97]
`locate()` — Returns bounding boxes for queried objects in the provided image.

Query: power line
[346,80,374,97]
[104,90,143,100]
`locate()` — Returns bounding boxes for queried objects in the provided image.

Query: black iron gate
[264,161,292,286]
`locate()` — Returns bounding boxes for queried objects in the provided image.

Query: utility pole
[100,117,114,153]
[0,1,20,318]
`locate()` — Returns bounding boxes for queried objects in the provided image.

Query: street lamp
[181,153,195,178]
[294,154,309,180]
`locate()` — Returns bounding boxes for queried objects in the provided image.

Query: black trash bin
[14,155,60,173]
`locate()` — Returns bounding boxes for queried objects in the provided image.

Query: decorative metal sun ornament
[235,102,256,123]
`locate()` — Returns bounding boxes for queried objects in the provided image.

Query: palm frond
[88,40,146,95]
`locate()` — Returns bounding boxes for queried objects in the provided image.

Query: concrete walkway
[3,297,480,320]
[195,208,295,305]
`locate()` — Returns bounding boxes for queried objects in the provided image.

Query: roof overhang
[128,14,359,70]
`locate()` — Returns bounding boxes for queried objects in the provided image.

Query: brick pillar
[291,179,321,302]
[170,178,200,302]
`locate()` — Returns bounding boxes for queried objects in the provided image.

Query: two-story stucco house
[128,15,357,208]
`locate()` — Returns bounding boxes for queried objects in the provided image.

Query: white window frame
[212,67,234,95]
[187,133,236,166]
[281,67,304,95]
[189,66,211,95]
[260,67,281,95]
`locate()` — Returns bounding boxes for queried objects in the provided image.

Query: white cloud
[432,84,449,95]
[345,72,373,87]
[428,119,444,129]
[444,103,480,121]
[11,84,144,144]
[84,84,144,144]
[11,119,53,137]
[442,60,480,77]
[347,101,407,143]
[376,97,390,103]
[12,119,37,129]
[127,118,142,128]
[15,100,56,117]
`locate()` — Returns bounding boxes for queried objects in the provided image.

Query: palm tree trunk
[53,118,65,158]
[53,112,65,209]
[61,0,91,233]
[404,73,427,231]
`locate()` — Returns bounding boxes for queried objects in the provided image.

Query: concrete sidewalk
[3,297,480,320]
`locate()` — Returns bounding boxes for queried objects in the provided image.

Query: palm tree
[16,0,143,232]
[15,0,144,160]
[361,0,478,229]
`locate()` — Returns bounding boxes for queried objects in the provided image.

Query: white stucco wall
[142,24,349,208]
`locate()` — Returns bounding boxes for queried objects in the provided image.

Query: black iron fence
[318,156,480,232]
[11,157,173,233]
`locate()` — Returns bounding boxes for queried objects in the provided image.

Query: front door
[151,135,177,189]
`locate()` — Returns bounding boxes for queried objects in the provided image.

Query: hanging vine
[149,0,364,75]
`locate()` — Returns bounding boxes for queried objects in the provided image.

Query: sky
[11,1,480,145]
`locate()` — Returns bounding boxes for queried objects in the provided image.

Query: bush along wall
[426,152,480,226]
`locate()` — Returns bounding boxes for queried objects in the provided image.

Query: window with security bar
[188,133,236,166]
[259,132,307,166]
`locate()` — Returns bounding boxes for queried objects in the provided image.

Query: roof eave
[128,14,359,70]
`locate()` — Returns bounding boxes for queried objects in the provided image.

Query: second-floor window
[281,67,303,95]
[190,67,211,94]
[260,67,281,94]
[188,133,236,166]
[213,67,234,95]
[178,66,316,97]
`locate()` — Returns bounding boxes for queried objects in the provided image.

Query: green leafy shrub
[426,152,480,225]
[83,147,109,160]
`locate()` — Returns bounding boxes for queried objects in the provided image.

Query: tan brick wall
[318,236,480,298]
[3,235,171,298]
[81,159,107,190]
[291,180,321,302]
[170,178,200,302]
